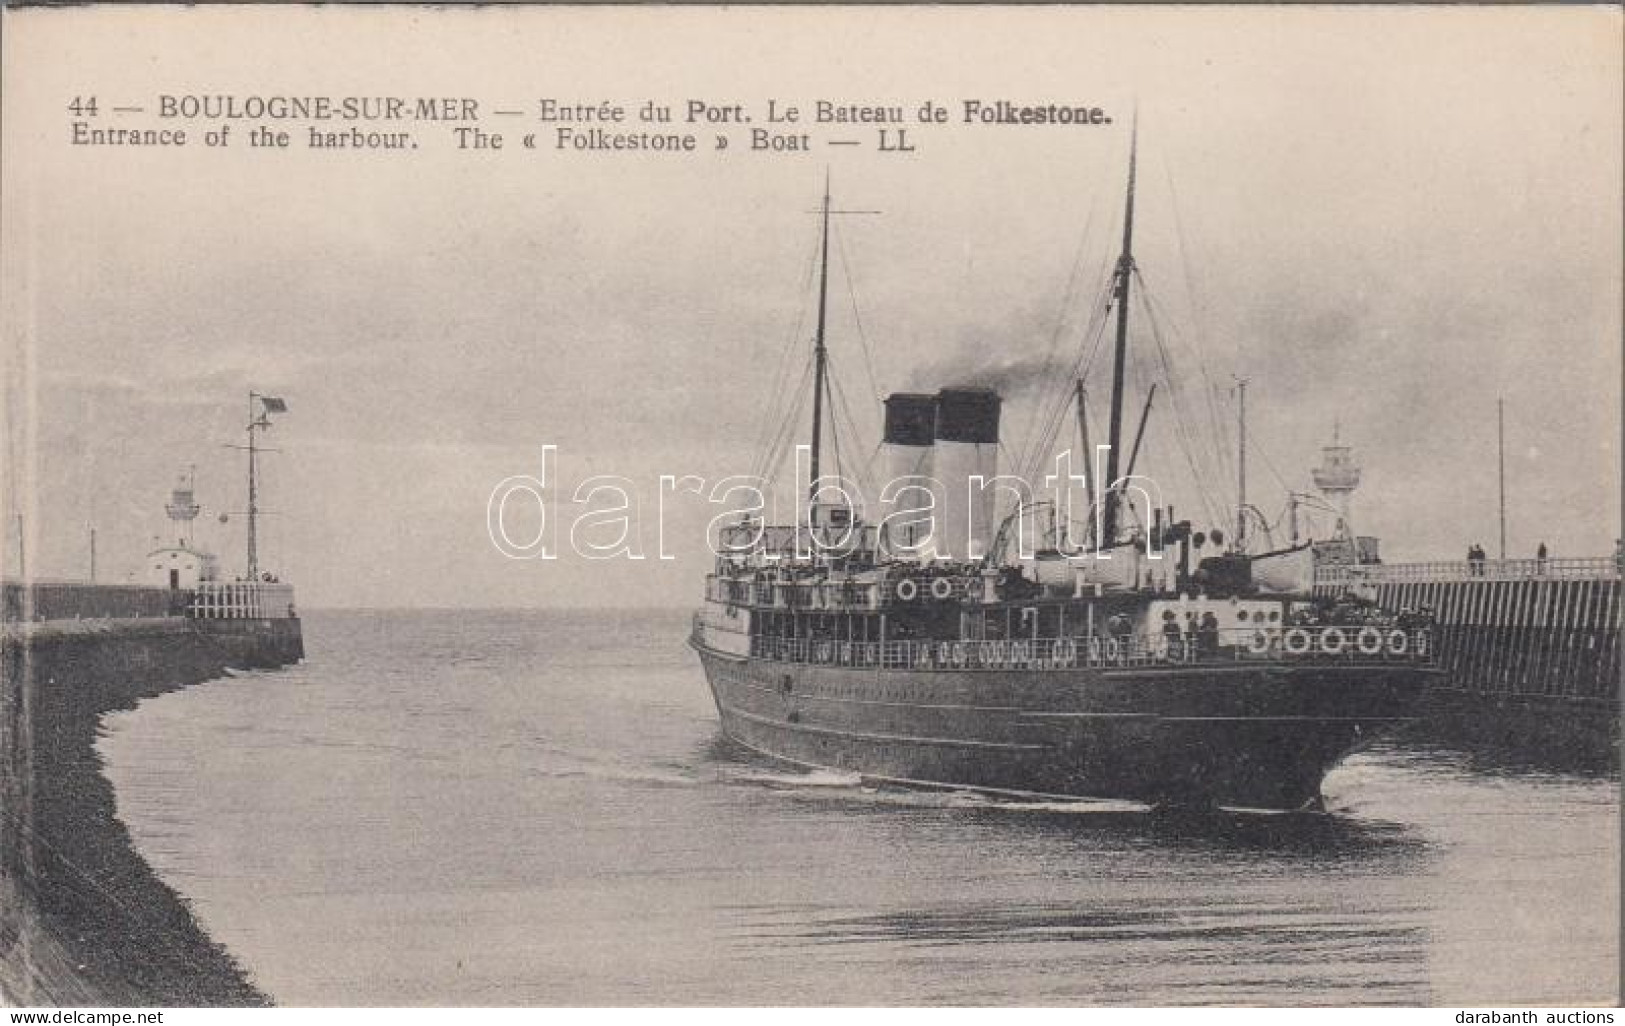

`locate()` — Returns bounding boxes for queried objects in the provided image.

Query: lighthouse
[146,467,219,590]
[1311,423,1361,541]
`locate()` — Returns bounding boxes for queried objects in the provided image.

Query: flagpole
[1497,397,1507,561]
[240,392,287,582]
[248,391,260,581]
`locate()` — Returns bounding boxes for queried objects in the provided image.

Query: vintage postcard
[0,3,1619,1011]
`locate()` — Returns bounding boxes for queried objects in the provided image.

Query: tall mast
[808,176,832,503]
[1235,377,1249,552]
[1123,383,1158,483]
[1497,397,1506,560]
[247,391,260,580]
[1101,117,1139,545]
[1075,381,1097,546]
[235,392,286,580]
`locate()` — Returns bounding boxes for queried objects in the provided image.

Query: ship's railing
[705,572,991,611]
[732,626,1434,671]
[706,574,890,611]
[189,581,297,620]
[1316,557,1620,586]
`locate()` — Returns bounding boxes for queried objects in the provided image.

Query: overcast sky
[3,5,1619,608]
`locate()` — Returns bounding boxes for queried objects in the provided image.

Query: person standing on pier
[1537,541,1548,573]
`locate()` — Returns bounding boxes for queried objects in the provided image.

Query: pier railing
[705,625,1434,672]
[1316,557,1619,586]
[189,582,297,619]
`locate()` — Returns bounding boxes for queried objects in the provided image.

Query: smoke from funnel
[919,352,1063,397]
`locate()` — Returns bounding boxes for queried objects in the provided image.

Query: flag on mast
[259,396,288,414]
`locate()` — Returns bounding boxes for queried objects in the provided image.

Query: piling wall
[1316,564,1620,762]
[0,616,301,1006]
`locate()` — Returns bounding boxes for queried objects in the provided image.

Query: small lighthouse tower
[146,467,219,591]
[165,467,201,545]
[1311,422,1361,540]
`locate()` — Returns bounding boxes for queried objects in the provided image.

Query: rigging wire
[1139,323,1226,529]
[1015,289,1094,478]
[1136,271,1235,469]
[1163,157,1224,372]
[745,230,822,481]
[834,221,885,407]
[1137,260,1303,542]
[1038,238,1119,463]
[1133,277,1231,529]
[1014,269,1116,484]
[826,366,844,487]
[828,367,879,499]
[752,356,814,490]
[1248,429,1299,499]
[1008,190,1103,471]
[1136,270,1236,492]
[1155,153,1245,494]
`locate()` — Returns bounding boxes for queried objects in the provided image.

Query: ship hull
[692,643,1433,810]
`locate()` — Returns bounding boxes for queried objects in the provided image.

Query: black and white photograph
[0,3,1619,1010]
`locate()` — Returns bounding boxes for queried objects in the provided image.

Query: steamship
[690,140,1439,811]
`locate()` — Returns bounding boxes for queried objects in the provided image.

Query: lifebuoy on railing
[1319,627,1348,655]
[1356,626,1385,656]
[979,640,998,667]
[1247,631,1272,655]
[895,578,918,602]
[1103,637,1121,663]
[1385,629,1409,656]
[930,577,954,601]
[951,642,968,667]
[1283,628,1312,655]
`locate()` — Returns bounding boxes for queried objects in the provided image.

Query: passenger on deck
[1160,611,1183,656]
[1198,611,1220,655]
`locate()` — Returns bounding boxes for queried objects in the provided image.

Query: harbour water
[99,609,1618,1006]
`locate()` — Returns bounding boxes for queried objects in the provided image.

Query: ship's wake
[717,768,865,790]
[698,737,1428,858]
[527,741,701,789]
[711,758,1153,815]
